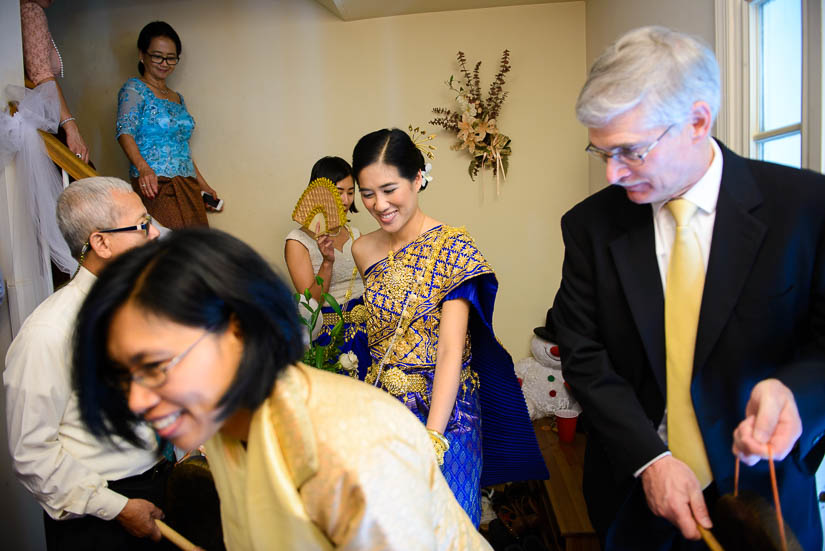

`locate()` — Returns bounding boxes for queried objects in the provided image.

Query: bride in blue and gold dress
[351,128,548,526]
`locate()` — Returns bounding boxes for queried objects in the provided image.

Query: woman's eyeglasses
[129,329,212,389]
[148,54,180,66]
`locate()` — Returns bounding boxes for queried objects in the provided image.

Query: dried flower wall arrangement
[430,50,512,195]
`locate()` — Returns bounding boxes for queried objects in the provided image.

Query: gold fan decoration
[291,177,347,234]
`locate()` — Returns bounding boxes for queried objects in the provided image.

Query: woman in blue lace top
[116,21,220,229]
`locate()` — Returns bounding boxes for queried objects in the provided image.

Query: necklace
[370,226,449,389]
[142,78,170,97]
[50,37,64,78]
[340,226,358,309]
[388,214,426,255]
[321,226,368,328]
[384,216,426,303]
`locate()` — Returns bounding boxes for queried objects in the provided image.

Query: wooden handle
[155,519,200,551]
[697,523,724,551]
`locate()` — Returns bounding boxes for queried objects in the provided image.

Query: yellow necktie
[665,199,712,488]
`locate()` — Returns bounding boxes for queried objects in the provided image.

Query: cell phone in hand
[201,191,223,211]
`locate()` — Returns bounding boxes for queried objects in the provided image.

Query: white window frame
[715,0,822,171]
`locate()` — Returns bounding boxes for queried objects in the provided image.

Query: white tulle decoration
[0,81,77,276]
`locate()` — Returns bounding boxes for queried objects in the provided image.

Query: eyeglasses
[148,54,180,66]
[78,215,154,268]
[130,329,212,389]
[585,124,675,166]
[98,214,154,237]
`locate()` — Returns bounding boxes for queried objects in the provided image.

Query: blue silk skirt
[402,365,483,526]
[315,297,370,380]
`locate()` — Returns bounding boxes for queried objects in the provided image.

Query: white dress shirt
[4,267,159,521]
[634,138,724,477]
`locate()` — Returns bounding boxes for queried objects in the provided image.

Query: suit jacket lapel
[694,142,766,371]
[610,204,667,396]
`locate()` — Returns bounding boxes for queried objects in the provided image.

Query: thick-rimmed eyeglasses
[130,329,212,389]
[98,214,154,237]
[77,215,154,269]
[148,54,180,66]
[585,124,674,166]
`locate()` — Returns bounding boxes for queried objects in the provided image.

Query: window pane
[760,0,802,131]
[759,132,801,168]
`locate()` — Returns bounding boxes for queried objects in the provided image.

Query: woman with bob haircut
[73,228,490,550]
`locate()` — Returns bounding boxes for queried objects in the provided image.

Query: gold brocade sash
[321,304,369,326]
[363,225,494,347]
[365,364,480,400]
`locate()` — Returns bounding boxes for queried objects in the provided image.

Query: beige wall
[50,0,589,358]
[0,1,729,546]
[583,0,715,193]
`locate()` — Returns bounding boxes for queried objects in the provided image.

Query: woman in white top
[285,157,369,379]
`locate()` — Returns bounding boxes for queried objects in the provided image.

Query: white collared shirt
[634,138,724,478]
[4,267,159,521]
[652,138,724,290]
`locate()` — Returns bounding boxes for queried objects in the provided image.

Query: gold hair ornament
[408,125,436,160]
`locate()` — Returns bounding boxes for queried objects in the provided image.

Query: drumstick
[155,519,202,551]
[697,523,724,551]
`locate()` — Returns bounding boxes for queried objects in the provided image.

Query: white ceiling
[314,0,571,21]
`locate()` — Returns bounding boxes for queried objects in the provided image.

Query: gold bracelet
[426,429,450,466]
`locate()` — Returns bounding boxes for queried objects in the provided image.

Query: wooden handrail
[38,130,97,180]
[10,81,98,181]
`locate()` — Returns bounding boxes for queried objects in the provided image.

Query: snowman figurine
[514,308,581,420]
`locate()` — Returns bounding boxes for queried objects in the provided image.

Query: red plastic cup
[555,409,579,443]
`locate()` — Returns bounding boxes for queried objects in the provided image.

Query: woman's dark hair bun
[352,128,426,188]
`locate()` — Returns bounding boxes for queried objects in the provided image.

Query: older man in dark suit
[550,26,825,550]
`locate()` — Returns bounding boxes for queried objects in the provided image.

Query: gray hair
[576,26,720,129]
[57,177,134,257]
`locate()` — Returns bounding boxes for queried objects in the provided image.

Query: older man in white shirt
[4,176,165,549]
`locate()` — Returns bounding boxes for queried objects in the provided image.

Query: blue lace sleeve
[115,81,144,138]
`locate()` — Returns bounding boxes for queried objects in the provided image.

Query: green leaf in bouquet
[303,288,312,301]
[315,275,323,287]
[323,293,343,316]
[330,319,344,338]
